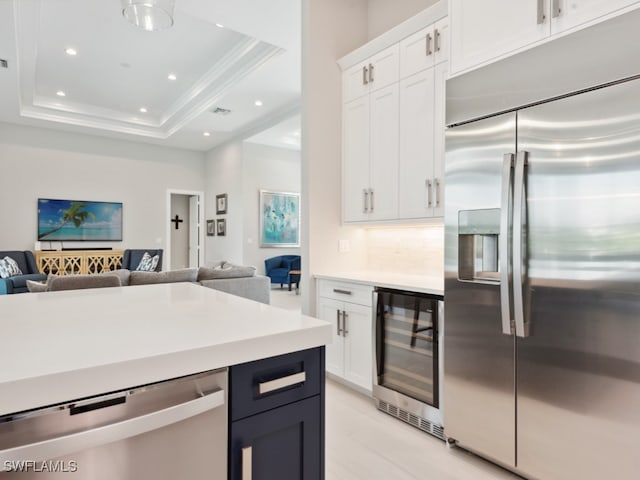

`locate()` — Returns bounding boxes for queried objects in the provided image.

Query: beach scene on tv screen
[38,199,122,241]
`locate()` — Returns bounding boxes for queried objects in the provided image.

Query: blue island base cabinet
[228,347,325,480]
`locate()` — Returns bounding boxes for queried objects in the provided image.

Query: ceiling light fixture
[139,107,147,113]
[121,0,175,32]
[65,48,77,56]
[167,73,177,81]
[203,132,211,137]
[215,23,224,28]
[56,91,66,97]
[254,100,263,107]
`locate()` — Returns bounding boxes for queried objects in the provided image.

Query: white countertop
[0,283,331,416]
[314,271,444,296]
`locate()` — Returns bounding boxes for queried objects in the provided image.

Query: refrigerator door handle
[499,153,515,335]
[513,151,530,338]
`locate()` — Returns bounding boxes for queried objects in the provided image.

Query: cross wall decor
[171,214,184,230]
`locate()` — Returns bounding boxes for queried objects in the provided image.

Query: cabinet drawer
[230,347,323,421]
[318,280,373,306]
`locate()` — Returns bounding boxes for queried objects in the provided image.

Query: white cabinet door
[368,44,400,92]
[550,0,640,34]
[318,297,345,377]
[343,61,370,103]
[399,26,435,79]
[432,62,448,217]
[398,68,435,219]
[433,17,449,66]
[343,97,371,222]
[343,303,374,392]
[369,83,399,221]
[450,0,550,75]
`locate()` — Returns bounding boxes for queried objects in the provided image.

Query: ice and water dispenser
[458,208,501,283]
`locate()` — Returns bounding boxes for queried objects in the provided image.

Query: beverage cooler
[373,287,444,439]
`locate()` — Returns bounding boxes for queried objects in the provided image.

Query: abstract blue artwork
[259,190,300,247]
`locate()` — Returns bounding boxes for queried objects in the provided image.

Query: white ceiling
[0,0,301,151]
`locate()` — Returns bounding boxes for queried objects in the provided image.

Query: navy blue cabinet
[229,347,325,480]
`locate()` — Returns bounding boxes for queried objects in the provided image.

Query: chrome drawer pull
[258,372,307,395]
[333,288,352,295]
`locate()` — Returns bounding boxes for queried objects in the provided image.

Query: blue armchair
[0,251,47,294]
[121,249,163,272]
[264,255,301,291]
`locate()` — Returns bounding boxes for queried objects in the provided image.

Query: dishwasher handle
[0,388,225,470]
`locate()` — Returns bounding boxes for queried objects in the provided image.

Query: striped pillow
[0,256,23,279]
[135,252,160,272]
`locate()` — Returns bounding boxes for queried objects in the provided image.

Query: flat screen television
[38,198,123,241]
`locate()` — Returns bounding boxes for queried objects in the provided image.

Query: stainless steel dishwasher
[0,368,227,479]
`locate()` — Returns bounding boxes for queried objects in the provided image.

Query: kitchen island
[0,282,331,478]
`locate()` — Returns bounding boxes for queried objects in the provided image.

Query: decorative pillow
[0,256,23,279]
[197,263,256,281]
[135,252,160,272]
[26,280,48,293]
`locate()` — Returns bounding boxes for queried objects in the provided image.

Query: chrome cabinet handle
[363,189,369,213]
[343,311,349,336]
[242,446,252,480]
[369,63,374,82]
[369,188,374,212]
[333,288,352,295]
[0,389,225,468]
[363,65,369,85]
[552,0,561,18]
[537,0,546,24]
[427,179,433,207]
[336,309,342,335]
[259,372,307,395]
[426,33,433,56]
[435,178,441,207]
[513,151,529,338]
[500,153,514,336]
[434,29,441,52]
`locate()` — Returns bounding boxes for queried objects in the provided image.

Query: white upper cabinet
[398,69,435,219]
[343,44,399,103]
[550,0,640,34]
[449,0,549,75]
[340,3,448,223]
[368,84,399,221]
[399,17,449,79]
[450,0,640,76]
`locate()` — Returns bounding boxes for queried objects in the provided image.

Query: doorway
[166,189,204,270]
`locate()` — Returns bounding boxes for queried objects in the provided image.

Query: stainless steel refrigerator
[443,19,640,480]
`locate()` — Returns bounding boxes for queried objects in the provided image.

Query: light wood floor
[326,380,522,480]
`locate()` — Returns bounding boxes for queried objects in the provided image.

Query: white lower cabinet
[317,280,373,393]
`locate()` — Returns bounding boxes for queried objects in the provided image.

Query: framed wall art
[216,193,228,214]
[216,218,226,236]
[259,190,300,247]
[206,219,215,236]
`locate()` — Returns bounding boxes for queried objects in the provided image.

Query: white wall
[302,0,370,315]
[203,141,244,264]
[170,194,190,269]
[0,122,205,253]
[242,142,301,274]
[367,0,439,40]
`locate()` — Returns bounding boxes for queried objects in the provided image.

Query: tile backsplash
[365,225,444,276]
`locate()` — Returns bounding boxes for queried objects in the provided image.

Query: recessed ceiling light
[203,132,211,137]
[215,23,224,28]
[65,48,77,56]
[139,107,147,113]
[56,91,66,97]
[167,73,177,81]
[254,100,263,107]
